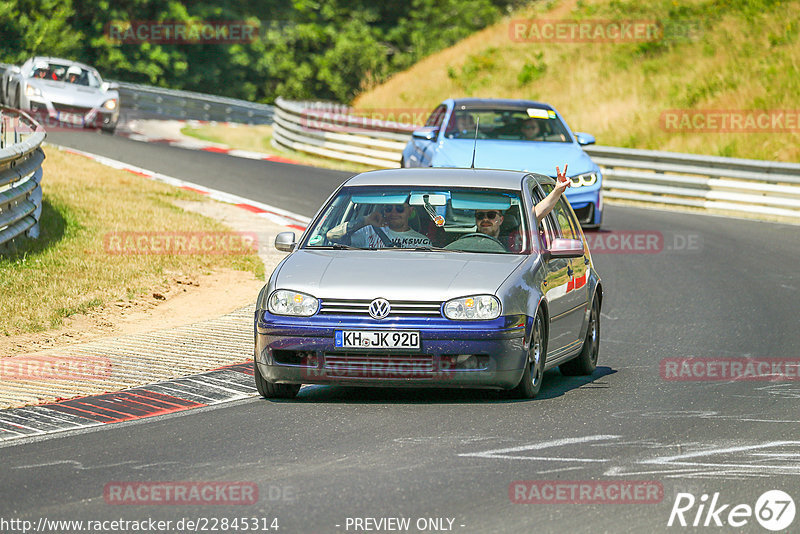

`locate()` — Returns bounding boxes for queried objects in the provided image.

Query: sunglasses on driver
[475,211,500,220]
[382,205,406,213]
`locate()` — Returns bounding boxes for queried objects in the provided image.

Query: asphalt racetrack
[2,129,799,533]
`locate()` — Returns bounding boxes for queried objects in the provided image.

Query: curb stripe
[116,126,305,166]
[0,363,258,444]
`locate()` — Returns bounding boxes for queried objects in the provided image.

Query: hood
[432,139,597,176]
[274,249,526,301]
[31,80,110,107]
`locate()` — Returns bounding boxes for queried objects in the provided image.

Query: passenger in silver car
[327,202,431,249]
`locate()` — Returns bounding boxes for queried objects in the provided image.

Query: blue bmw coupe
[401,98,602,228]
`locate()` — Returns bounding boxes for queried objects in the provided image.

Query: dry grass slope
[353,0,800,162]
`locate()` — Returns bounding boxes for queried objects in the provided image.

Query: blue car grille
[319,299,442,317]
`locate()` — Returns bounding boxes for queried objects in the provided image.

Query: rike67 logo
[668,490,795,531]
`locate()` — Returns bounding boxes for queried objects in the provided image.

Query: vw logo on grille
[369,298,391,320]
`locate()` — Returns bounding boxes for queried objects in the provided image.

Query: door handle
[584,257,590,265]
[567,266,574,277]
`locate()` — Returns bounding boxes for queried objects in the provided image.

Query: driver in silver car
[327,202,432,249]
[475,209,505,239]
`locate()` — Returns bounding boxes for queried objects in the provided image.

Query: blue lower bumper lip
[255,313,529,389]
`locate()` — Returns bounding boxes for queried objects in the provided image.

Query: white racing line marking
[460,434,800,479]
[458,434,620,461]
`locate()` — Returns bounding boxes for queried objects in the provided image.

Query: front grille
[324,353,436,378]
[52,104,93,115]
[319,298,442,317]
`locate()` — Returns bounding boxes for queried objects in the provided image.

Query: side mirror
[11,66,21,74]
[548,238,584,258]
[574,132,596,146]
[412,127,438,141]
[274,231,296,252]
[101,82,119,92]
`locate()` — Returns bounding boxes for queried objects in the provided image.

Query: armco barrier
[116,81,274,124]
[0,107,45,249]
[272,98,800,221]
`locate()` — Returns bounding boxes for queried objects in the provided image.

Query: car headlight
[569,172,599,187]
[103,99,118,110]
[443,295,501,320]
[25,85,41,97]
[268,290,319,316]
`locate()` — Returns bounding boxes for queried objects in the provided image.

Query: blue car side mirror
[412,128,438,141]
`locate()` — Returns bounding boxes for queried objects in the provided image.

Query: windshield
[304,186,529,254]
[28,63,101,87]
[444,107,572,142]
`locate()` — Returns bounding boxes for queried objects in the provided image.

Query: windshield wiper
[312,244,371,250]
[412,246,466,253]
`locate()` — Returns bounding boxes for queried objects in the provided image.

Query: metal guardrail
[0,107,46,249]
[273,98,800,221]
[1,62,274,124]
[116,81,274,124]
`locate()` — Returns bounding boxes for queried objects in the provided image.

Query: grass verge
[0,148,264,336]
[180,123,378,173]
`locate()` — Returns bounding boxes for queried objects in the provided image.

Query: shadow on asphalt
[264,366,616,404]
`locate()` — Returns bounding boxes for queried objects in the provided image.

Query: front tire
[507,310,546,399]
[560,297,599,376]
[254,358,300,399]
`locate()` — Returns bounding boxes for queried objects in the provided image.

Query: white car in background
[1,56,119,133]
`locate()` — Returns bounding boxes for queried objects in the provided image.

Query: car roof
[343,167,555,189]
[450,98,555,111]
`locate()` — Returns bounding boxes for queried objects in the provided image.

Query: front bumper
[255,312,529,390]
[28,98,119,130]
[565,185,602,226]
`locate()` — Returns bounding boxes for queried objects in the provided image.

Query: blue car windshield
[444,107,572,143]
[304,187,530,254]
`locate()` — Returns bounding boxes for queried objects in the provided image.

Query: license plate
[335,330,420,350]
[59,112,84,125]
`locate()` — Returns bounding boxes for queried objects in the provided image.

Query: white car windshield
[305,187,529,254]
[28,63,101,87]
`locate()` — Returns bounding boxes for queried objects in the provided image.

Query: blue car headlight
[268,289,319,316]
[444,295,501,320]
[569,172,599,187]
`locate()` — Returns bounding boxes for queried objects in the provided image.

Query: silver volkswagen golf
[254,168,602,399]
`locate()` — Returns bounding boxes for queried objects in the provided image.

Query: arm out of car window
[534,164,571,223]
